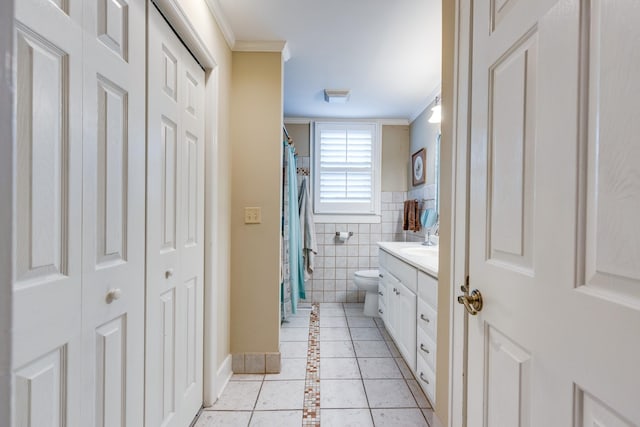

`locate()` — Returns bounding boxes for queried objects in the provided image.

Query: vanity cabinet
[379,251,417,371]
[378,245,439,406]
[416,271,438,404]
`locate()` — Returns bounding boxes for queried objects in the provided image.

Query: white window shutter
[313,122,380,216]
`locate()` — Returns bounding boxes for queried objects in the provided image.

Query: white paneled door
[466,0,640,425]
[81,0,146,426]
[13,0,146,426]
[146,6,205,427]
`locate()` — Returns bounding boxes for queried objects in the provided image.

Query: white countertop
[377,242,439,278]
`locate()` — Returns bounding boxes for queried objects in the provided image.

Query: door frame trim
[445,0,473,425]
[1,1,14,425]
[150,0,224,406]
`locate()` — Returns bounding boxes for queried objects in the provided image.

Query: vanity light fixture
[428,96,441,124]
[324,89,351,103]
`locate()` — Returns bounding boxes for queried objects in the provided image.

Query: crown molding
[204,0,236,49]
[284,117,409,126]
[234,40,288,55]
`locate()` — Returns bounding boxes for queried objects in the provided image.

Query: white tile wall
[302,191,406,303]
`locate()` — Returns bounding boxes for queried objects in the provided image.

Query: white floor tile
[321,409,374,426]
[281,317,310,328]
[395,357,414,379]
[358,358,403,379]
[321,380,368,409]
[320,341,356,358]
[322,308,347,317]
[353,341,392,358]
[249,410,302,427]
[230,374,265,381]
[320,317,348,327]
[255,380,305,410]
[347,316,377,328]
[210,381,262,410]
[280,327,309,342]
[386,340,401,357]
[343,303,365,308]
[264,358,307,381]
[364,379,417,408]
[319,302,343,308]
[349,327,383,341]
[371,408,429,426]
[344,308,368,317]
[279,341,308,359]
[407,379,432,408]
[320,358,361,379]
[320,327,351,341]
[194,411,252,427]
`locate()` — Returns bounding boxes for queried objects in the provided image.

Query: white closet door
[13,1,83,425]
[146,5,205,427]
[81,0,146,426]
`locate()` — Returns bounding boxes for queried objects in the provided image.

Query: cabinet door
[396,280,417,371]
[382,271,400,341]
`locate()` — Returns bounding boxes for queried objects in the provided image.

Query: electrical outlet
[244,207,262,224]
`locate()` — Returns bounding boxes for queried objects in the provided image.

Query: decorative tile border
[302,303,320,426]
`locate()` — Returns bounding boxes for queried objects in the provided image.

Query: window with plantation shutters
[313,122,380,216]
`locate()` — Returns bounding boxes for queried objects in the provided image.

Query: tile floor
[193,303,438,426]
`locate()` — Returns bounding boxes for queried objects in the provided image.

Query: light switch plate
[244,207,262,224]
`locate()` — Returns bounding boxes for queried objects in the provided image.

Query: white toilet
[354,270,380,317]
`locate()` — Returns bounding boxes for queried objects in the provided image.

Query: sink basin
[400,246,439,257]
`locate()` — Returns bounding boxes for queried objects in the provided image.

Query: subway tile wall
[302,191,407,304]
[406,184,438,243]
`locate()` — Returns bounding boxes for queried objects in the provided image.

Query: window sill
[313,214,381,224]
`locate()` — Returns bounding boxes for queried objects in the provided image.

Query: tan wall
[436,0,456,424]
[230,52,283,354]
[285,123,310,156]
[381,125,410,192]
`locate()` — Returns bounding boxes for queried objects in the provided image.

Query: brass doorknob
[457,283,483,315]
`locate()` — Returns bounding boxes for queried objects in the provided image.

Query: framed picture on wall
[412,148,426,186]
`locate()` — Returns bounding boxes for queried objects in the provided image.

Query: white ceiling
[211,0,442,121]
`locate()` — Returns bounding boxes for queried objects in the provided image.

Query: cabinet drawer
[418,271,438,309]
[417,298,437,340]
[380,250,417,293]
[417,325,436,371]
[416,355,436,405]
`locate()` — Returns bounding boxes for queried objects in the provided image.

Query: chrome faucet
[422,222,439,246]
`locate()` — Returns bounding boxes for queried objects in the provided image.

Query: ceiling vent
[324,89,351,104]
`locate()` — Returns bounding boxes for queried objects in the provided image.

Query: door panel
[13,1,83,425]
[81,0,146,425]
[467,0,640,425]
[147,6,205,426]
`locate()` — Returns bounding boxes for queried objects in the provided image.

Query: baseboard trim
[207,354,232,406]
[231,352,281,374]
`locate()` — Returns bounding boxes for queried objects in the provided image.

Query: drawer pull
[378,308,383,314]
[420,343,430,354]
[420,314,430,323]
[419,372,430,384]
[378,291,383,296]
[379,273,384,278]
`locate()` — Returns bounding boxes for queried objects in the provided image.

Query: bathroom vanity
[378,242,439,404]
